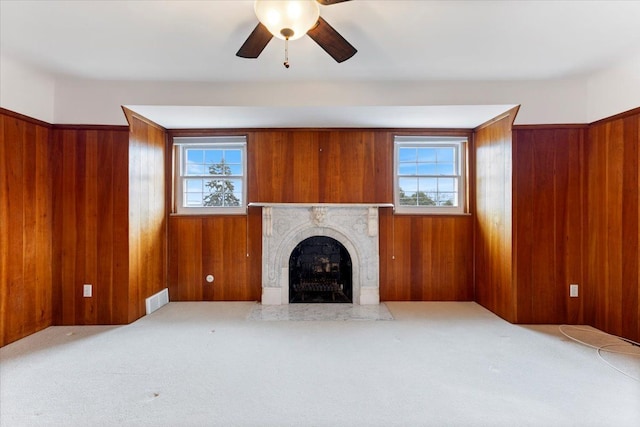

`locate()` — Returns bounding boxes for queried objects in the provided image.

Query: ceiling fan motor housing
[254,0,320,40]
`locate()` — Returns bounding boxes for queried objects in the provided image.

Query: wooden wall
[4,104,638,345]
[512,126,587,324]
[379,213,474,300]
[1,106,168,339]
[52,126,130,325]
[0,110,54,347]
[587,108,640,342]
[167,129,474,302]
[168,214,262,301]
[126,111,167,322]
[248,130,392,203]
[474,109,518,322]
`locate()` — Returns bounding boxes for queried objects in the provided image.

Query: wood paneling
[248,131,320,203]
[52,126,130,325]
[512,127,586,324]
[317,131,392,203]
[168,212,262,301]
[473,110,518,322]
[6,103,638,345]
[379,212,474,301]
[248,130,392,203]
[126,111,167,322]
[0,111,53,346]
[170,129,473,303]
[587,109,640,342]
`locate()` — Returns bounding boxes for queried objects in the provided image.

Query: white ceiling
[2,0,640,128]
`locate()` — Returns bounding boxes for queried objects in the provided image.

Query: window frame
[173,136,247,215]
[394,136,467,215]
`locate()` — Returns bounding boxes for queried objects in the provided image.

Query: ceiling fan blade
[307,17,357,63]
[236,22,273,58]
[316,0,351,5]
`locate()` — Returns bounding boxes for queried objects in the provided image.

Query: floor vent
[145,288,169,315]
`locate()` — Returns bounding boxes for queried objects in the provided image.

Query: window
[173,136,247,214]
[394,136,467,214]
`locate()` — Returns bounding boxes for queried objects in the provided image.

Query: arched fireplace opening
[289,236,353,303]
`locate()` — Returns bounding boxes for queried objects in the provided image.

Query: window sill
[393,211,472,217]
[170,211,247,217]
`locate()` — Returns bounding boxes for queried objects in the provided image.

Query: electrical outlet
[83,284,92,298]
[569,284,579,298]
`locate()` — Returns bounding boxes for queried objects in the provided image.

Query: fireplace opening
[289,236,353,303]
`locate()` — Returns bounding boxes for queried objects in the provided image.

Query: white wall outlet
[569,284,579,298]
[83,284,92,297]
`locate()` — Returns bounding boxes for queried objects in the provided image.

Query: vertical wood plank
[587,109,640,342]
[474,110,518,322]
[0,112,53,346]
[52,126,130,326]
[125,112,166,322]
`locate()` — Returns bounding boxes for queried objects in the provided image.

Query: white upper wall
[52,76,588,127]
[0,54,55,123]
[1,53,637,127]
[587,54,640,122]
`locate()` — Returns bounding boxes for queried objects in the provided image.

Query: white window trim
[173,136,247,215]
[394,136,467,215]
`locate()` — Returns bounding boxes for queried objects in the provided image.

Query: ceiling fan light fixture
[254,0,320,40]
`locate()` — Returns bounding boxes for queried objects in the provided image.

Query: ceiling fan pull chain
[284,37,290,68]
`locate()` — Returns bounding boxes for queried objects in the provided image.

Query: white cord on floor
[559,325,640,382]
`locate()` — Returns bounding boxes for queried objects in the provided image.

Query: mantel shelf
[248,202,394,208]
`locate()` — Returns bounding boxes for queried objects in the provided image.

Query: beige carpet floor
[1,301,639,426]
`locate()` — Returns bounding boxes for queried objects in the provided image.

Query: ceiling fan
[236,0,357,66]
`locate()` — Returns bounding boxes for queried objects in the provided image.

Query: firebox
[289,236,352,303]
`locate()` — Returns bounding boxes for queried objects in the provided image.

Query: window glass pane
[229,179,243,193]
[187,164,206,175]
[204,149,223,164]
[185,179,203,192]
[399,177,418,193]
[437,178,455,192]
[208,163,232,176]
[399,147,417,162]
[438,193,457,206]
[417,148,437,162]
[231,192,243,205]
[419,177,438,192]
[417,163,438,175]
[186,193,203,207]
[436,163,454,175]
[399,163,417,175]
[203,179,242,207]
[186,149,204,164]
[398,177,418,206]
[417,192,437,206]
[202,164,215,175]
[227,164,243,175]
[436,148,454,162]
[224,149,242,164]
[399,191,416,206]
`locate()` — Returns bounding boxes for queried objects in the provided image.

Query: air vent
[145,288,169,315]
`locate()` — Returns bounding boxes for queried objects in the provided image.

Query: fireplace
[289,236,352,303]
[253,203,390,305]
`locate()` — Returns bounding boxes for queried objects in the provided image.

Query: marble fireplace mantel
[249,203,393,305]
